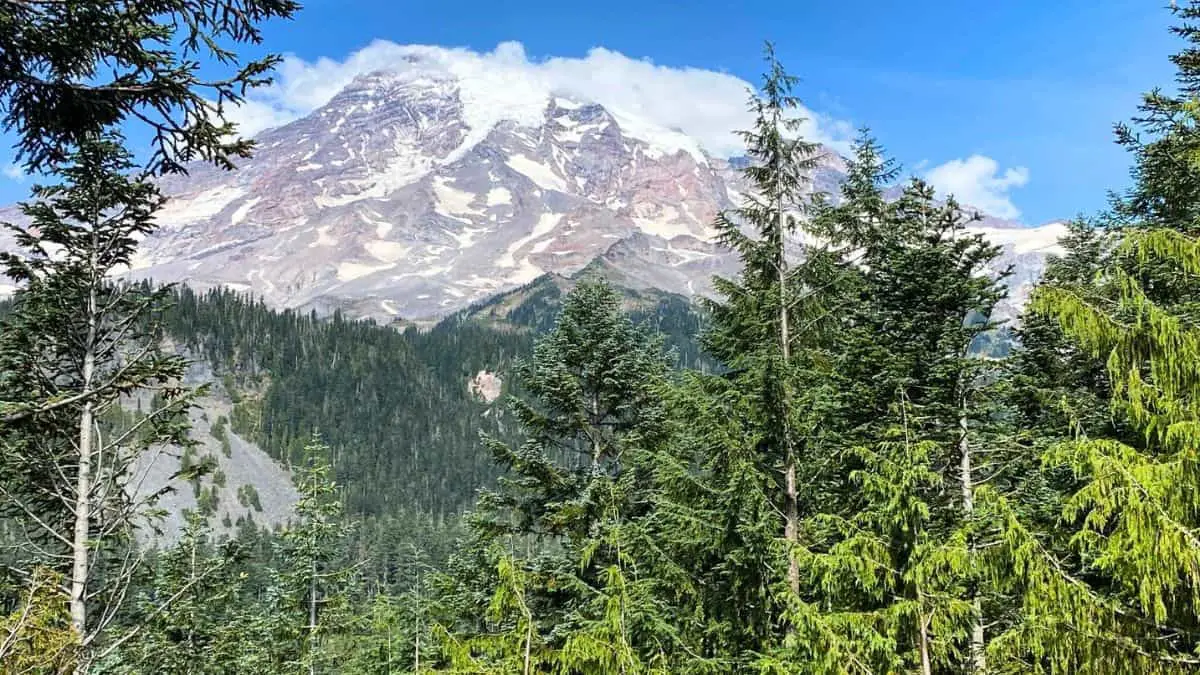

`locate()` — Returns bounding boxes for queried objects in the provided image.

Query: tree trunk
[309,556,318,675]
[778,177,800,598]
[70,281,99,673]
[917,608,933,675]
[523,619,533,675]
[960,408,986,673]
[590,391,602,472]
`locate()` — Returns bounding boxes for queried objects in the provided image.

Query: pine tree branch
[0,579,40,663]
[0,482,74,549]
[88,558,225,656]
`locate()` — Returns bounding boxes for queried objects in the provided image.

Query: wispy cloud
[224,40,855,156]
[2,163,24,183]
[923,155,1030,220]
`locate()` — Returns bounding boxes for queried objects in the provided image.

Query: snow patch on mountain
[0,67,1065,325]
[157,186,245,226]
[500,212,561,268]
[969,221,1069,255]
[506,154,568,192]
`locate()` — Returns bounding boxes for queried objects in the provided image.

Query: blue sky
[0,0,1182,224]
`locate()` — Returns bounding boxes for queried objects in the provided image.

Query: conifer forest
[6,1,1200,673]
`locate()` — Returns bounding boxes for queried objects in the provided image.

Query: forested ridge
[159,271,708,517]
[6,1,1200,673]
[147,276,708,584]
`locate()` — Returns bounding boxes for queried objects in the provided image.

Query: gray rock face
[0,68,1067,323]
[130,355,299,545]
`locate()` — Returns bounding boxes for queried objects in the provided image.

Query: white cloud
[220,98,300,139]
[923,155,1029,220]
[2,163,24,182]
[225,40,853,157]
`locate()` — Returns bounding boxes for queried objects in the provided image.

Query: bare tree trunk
[70,280,99,673]
[590,391,603,471]
[960,407,986,673]
[523,620,532,675]
[309,556,318,675]
[778,178,800,598]
[917,607,933,675]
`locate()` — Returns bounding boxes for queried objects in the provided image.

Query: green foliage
[0,134,204,663]
[0,567,78,673]
[212,416,234,458]
[987,4,1200,671]
[102,513,247,674]
[658,43,851,667]
[254,434,358,674]
[440,280,682,671]
[238,483,263,512]
[162,285,527,519]
[0,0,299,176]
[156,279,709,590]
[13,4,1200,673]
[1001,225,1200,672]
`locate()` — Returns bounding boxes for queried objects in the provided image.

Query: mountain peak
[0,68,1066,326]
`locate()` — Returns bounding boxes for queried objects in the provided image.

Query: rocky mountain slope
[131,355,299,543]
[0,65,1066,323]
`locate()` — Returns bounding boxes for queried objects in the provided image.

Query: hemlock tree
[985,4,1200,670]
[991,225,1200,674]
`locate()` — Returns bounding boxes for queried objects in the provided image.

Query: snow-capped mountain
[0,66,1067,322]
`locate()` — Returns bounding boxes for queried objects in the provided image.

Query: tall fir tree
[241,434,357,675]
[439,279,678,672]
[703,42,831,602]
[757,134,1015,674]
[657,45,854,670]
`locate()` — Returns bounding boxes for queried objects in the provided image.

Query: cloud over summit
[222,40,1031,221]
[227,40,852,157]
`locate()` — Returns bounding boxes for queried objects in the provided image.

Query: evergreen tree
[703,42,833,602]
[0,0,298,177]
[1007,218,1116,447]
[102,513,248,674]
[241,434,357,675]
[761,134,1013,674]
[991,226,1200,673]
[441,279,678,672]
[0,135,200,668]
[0,1,296,670]
[661,45,854,669]
[987,3,1200,671]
